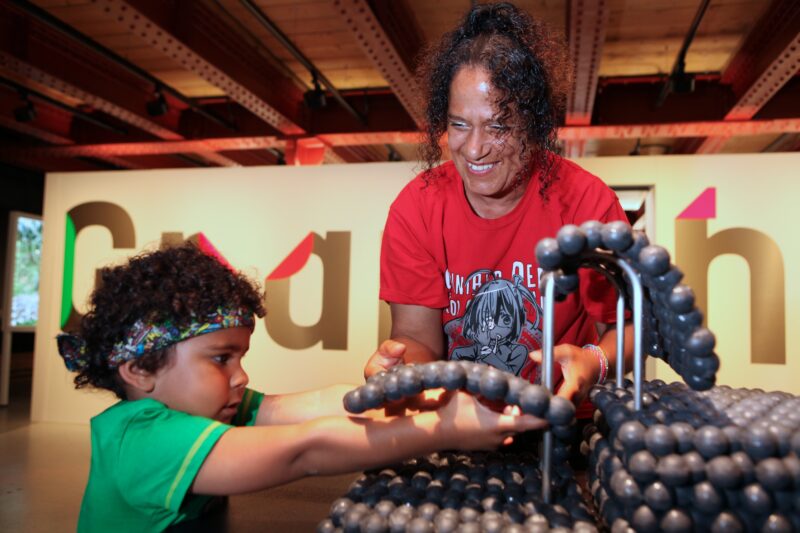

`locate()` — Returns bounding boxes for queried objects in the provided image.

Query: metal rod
[10,0,237,131]
[616,293,625,388]
[238,0,368,125]
[655,0,711,107]
[613,258,643,410]
[0,76,128,135]
[541,273,556,504]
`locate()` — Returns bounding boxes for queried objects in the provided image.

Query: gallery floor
[0,353,357,532]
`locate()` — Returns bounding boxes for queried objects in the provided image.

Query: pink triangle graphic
[677,187,716,219]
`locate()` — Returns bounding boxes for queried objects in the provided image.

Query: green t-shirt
[77,388,264,533]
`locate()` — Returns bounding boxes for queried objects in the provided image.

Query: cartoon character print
[444,270,544,377]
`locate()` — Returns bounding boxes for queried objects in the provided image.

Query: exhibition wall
[31,153,800,424]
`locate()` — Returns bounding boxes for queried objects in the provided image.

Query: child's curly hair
[68,243,265,399]
[417,2,570,199]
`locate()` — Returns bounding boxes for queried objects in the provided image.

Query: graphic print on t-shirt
[443,270,543,377]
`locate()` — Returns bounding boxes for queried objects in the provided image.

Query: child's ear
[118,360,156,393]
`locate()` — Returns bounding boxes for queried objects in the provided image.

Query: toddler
[57,243,545,532]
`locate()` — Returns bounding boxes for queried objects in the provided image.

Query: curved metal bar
[610,258,644,410]
[541,272,555,504]
[616,294,626,388]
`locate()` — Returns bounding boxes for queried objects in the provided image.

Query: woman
[365,2,633,411]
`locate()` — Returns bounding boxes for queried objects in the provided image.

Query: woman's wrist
[582,344,609,384]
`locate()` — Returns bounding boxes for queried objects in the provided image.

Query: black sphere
[535,238,563,269]
[420,361,445,389]
[693,425,729,459]
[360,382,385,410]
[629,450,658,484]
[601,221,634,252]
[440,362,466,390]
[546,396,576,426]
[631,505,659,533]
[685,328,716,358]
[397,366,423,396]
[710,512,744,533]
[656,454,690,486]
[639,245,671,277]
[741,483,774,515]
[643,481,673,512]
[343,389,365,414]
[706,455,742,489]
[645,424,677,457]
[479,367,509,401]
[692,480,724,514]
[744,425,778,461]
[580,220,604,250]
[556,224,587,256]
[660,509,692,533]
[756,457,792,491]
[668,284,695,314]
[518,384,550,417]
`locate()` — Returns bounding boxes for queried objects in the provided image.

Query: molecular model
[317,221,798,532]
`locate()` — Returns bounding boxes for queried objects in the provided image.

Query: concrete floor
[0,354,357,532]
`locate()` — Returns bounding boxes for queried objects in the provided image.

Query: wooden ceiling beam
[677,0,800,154]
[0,3,241,166]
[332,0,425,128]
[88,0,305,136]
[564,0,609,158]
[7,115,800,164]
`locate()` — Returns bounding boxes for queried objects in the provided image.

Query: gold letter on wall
[675,189,785,364]
[264,232,350,350]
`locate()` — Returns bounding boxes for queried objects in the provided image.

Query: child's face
[149,326,252,423]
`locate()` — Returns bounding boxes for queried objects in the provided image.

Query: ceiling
[0,0,798,172]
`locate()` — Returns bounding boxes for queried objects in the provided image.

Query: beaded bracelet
[583,343,609,384]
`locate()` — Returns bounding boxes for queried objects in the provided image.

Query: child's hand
[434,390,547,449]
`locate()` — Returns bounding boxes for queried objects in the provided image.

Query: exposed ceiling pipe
[236,0,402,161]
[0,76,128,135]
[655,0,711,108]
[9,0,238,132]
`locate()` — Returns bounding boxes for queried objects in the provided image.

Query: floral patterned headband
[56,307,255,371]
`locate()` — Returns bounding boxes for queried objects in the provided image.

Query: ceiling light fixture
[14,92,37,123]
[304,73,327,110]
[146,86,169,117]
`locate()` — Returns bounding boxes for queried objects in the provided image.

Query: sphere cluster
[534,221,719,390]
[344,361,577,435]
[317,452,598,532]
[584,380,800,532]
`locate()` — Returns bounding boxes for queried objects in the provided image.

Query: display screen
[9,214,42,329]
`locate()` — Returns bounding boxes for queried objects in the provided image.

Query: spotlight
[14,95,36,123]
[147,88,169,117]
[670,70,695,94]
[303,74,327,110]
[14,100,36,122]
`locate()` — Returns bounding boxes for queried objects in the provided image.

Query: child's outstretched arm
[191,390,546,496]
[255,384,364,424]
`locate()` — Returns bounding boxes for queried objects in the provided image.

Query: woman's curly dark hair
[69,243,265,399]
[418,2,570,198]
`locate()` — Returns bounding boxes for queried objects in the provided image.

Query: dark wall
[0,163,44,351]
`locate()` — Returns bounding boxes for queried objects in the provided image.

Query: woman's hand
[363,339,407,379]
[434,390,547,449]
[529,344,600,406]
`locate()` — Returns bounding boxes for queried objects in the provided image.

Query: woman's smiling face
[447,65,525,218]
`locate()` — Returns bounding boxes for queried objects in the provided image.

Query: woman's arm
[192,391,547,495]
[364,303,446,378]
